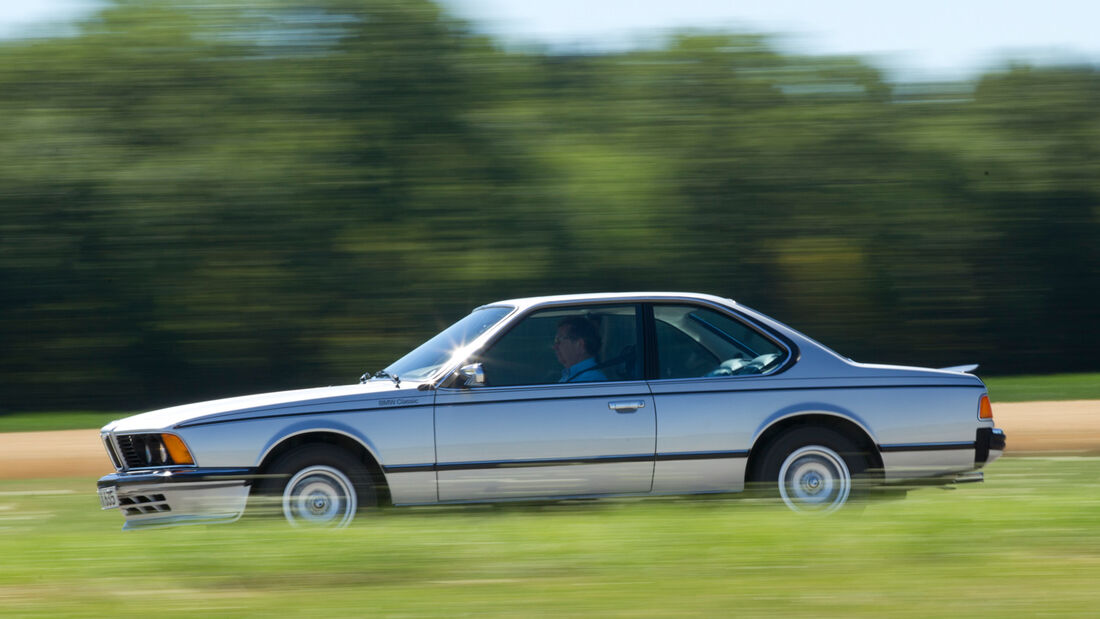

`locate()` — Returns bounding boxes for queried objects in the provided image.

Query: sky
[0,0,103,39]
[1,0,1098,81]
[448,0,1100,81]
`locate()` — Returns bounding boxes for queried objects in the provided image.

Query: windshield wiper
[371,369,401,388]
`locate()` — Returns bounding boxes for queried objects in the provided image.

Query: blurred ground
[0,430,114,480]
[0,400,1096,480]
[993,399,1100,452]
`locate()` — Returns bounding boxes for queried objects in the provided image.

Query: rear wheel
[256,444,376,527]
[754,426,870,513]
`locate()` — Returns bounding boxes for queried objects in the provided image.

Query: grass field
[1,457,1097,617]
[983,372,1100,403]
[1,372,1097,434]
[0,411,125,433]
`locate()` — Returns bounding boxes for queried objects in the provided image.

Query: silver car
[97,292,1005,529]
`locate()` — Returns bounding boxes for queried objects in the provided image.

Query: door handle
[608,400,645,413]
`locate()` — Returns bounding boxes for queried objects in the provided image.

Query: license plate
[98,486,118,510]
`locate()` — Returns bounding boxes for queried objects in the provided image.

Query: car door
[433,303,655,501]
[646,302,793,494]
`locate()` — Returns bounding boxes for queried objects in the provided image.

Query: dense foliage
[2,0,1097,411]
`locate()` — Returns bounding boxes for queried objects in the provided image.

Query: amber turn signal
[978,395,994,420]
[161,434,195,465]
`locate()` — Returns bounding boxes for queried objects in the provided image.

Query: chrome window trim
[688,312,762,358]
[430,295,800,389]
[646,298,798,381]
[431,300,645,389]
[421,304,519,386]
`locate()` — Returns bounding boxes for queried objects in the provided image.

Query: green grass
[0,411,127,433]
[984,372,1100,402]
[1,457,1098,617]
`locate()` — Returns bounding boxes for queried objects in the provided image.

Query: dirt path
[0,429,114,480]
[0,400,1096,480]
[992,399,1100,452]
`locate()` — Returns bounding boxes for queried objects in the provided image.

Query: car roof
[480,292,739,312]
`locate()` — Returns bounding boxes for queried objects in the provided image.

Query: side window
[653,305,788,379]
[478,304,641,387]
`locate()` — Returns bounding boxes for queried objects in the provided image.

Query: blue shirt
[560,357,608,383]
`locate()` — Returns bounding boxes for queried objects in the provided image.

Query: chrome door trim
[434,387,652,406]
[383,450,752,475]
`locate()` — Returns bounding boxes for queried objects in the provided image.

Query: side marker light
[161,434,195,465]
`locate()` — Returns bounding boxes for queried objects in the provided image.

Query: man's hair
[557,315,601,357]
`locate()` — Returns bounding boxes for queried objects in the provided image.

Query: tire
[255,444,377,527]
[753,426,870,513]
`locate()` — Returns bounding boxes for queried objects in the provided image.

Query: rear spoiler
[939,364,979,374]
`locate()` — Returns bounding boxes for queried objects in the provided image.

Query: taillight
[978,395,994,420]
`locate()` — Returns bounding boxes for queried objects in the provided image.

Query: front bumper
[97,468,256,530]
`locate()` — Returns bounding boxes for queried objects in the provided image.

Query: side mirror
[458,363,485,388]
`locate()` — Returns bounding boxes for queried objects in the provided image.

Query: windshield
[381,306,513,382]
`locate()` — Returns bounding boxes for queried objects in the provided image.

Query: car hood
[103,381,420,433]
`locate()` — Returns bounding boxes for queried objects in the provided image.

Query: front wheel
[257,444,377,527]
[754,426,869,513]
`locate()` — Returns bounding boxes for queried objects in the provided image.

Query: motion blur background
[2,0,1098,412]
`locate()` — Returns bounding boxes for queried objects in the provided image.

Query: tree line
[1,0,1097,411]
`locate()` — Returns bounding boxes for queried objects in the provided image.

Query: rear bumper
[879,427,1005,482]
[97,468,256,530]
[975,427,1006,467]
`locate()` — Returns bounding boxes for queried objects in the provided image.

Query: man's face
[553,326,587,368]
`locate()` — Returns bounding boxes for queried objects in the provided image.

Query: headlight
[117,433,195,467]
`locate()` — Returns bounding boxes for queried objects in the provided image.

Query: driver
[554,316,608,383]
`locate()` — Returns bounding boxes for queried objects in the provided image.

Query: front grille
[102,435,122,470]
[116,434,143,468]
[119,493,172,517]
